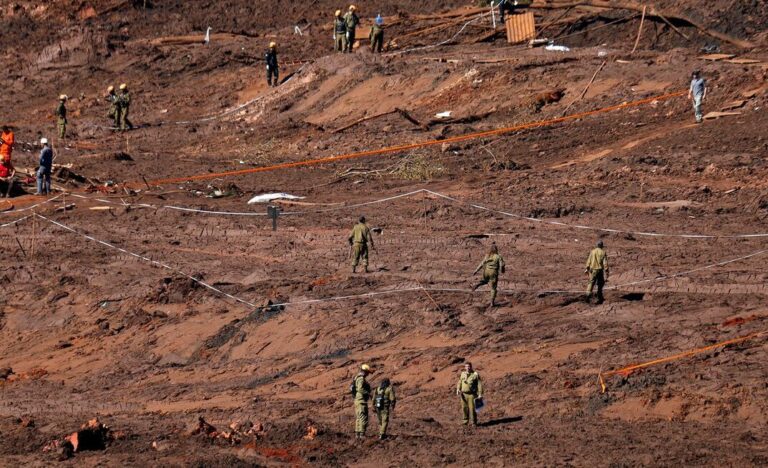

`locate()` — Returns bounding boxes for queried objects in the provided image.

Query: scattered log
[630,5,646,54]
[333,108,426,133]
[531,0,755,48]
[561,60,606,115]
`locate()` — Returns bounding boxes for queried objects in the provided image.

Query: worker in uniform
[456,362,483,427]
[373,377,396,440]
[353,364,372,439]
[343,5,359,53]
[585,239,609,304]
[471,243,505,307]
[36,138,53,196]
[106,86,119,128]
[369,14,384,53]
[265,42,279,87]
[334,10,347,52]
[348,215,375,273]
[688,70,707,124]
[0,126,15,193]
[55,95,68,139]
[117,84,134,131]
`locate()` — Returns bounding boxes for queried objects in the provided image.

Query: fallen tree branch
[333,108,426,133]
[630,5,646,54]
[561,60,606,116]
[531,0,755,49]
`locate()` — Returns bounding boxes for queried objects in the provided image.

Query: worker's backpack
[374,387,389,409]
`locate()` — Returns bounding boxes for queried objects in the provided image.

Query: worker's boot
[364,266,369,273]
[352,266,357,273]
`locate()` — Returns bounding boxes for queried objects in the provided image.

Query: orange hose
[599,329,767,392]
[143,90,686,187]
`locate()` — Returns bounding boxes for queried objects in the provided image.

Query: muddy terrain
[0,0,767,465]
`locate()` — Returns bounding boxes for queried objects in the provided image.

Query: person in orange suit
[0,126,15,176]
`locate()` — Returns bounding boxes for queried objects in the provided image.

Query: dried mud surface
[1,0,768,466]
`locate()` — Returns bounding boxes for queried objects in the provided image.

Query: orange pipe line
[602,329,767,378]
[142,90,686,187]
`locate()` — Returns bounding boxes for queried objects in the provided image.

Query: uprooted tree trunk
[531,0,756,49]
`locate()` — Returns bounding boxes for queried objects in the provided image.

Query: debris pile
[189,417,264,446]
[43,418,115,460]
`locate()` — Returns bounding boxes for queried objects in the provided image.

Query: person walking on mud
[456,362,483,427]
[348,215,375,273]
[265,42,279,87]
[369,14,384,53]
[471,243,505,307]
[688,70,707,124]
[334,10,347,52]
[585,239,609,304]
[352,364,372,439]
[55,95,68,139]
[36,138,53,196]
[106,86,119,128]
[373,377,396,440]
[117,84,134,131]
[343,5,360,53]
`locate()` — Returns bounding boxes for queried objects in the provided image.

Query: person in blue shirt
[36,138,53,195]
[688,70,707,123]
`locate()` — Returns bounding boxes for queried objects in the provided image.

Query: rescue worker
[55,95,68,139]
[0,125,14,172]
[688,70,707,124]
[334,10,347,52]
[373,377,396,440]
[456,362,483,427]
[471,243,505,307]
[36,138,53,196]
[585,239,609,304]
[343,5,359,53]
[265,42,279,87]
[370,14,384,53]
[353,363,372,439]
[348,215,375,273]
[117,84,134,131]
[498,0,531,23]
[0,126,15,192]
[106,85,119,128]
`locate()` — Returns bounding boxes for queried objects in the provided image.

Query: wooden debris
[699,54,736,61]
[721,100,746,111]
[726,58,763,65]
[562,60,606,116]
[532,1,756,49]
[703,111,742,120]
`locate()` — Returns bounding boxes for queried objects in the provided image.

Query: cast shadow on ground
[480,416,523,427]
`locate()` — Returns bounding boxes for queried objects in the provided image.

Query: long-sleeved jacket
[334,17,347,35]
[0,130,14,162]
[55,102,67,122]
[344,11,359,31]
[457,371,483,397]
[475,253,504,276]
[354,373,371,403]
[265,49,278,69]
[374,384,396,410]
[39,147,53,170]
[348,222,374,246]
[585,247,608,272]
[118,91,131,109]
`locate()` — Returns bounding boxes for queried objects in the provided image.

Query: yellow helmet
[349,5,356,11]
[107,86,114,93]
[335,9,341,16]
[59,94,68,100]
[269,41,277,48]
[360,364,371,372]
[119,83,127,90]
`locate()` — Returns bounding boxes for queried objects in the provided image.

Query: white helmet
[40,138,48,145]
